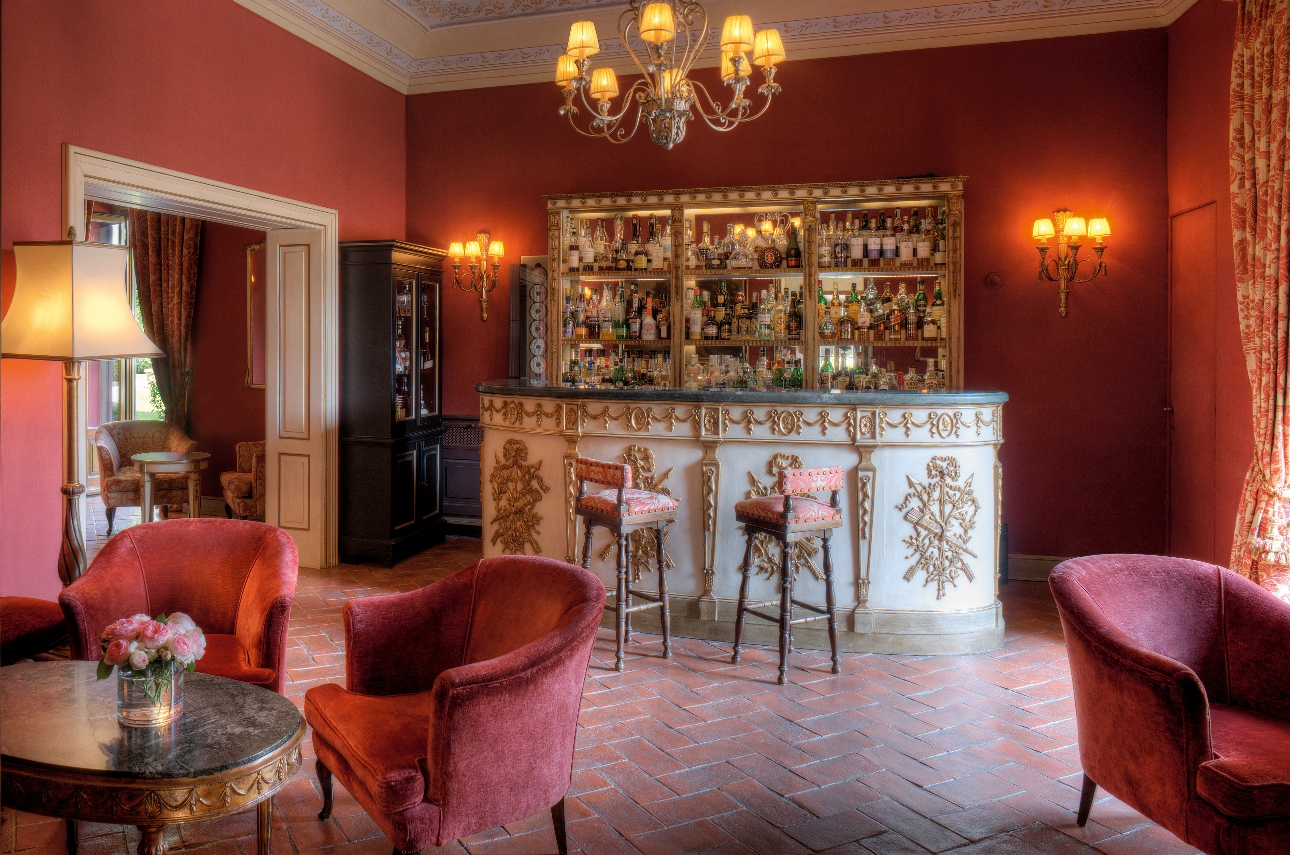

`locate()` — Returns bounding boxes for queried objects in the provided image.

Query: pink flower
[138,620,170,650]
[102,618,143,643]
[104,639,130,666]
[185,629,207,660]
[167,633,194,663]
[167,612,197,632]
[128,649,150,670]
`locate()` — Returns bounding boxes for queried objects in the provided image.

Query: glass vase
[117,663,184,727]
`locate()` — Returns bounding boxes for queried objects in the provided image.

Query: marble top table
[0,661,304,855]
[131,452,211,523]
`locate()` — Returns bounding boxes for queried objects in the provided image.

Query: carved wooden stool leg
[656,522,671,659]
[731,531,754,664]
[551,796,568,855]
[615,529,628,672]
[316,758,334,820]
[66,820,78,855]
[1077,774,1097,827]
[623,531,634,643]
[136,825,168,855]
[257,798,272,855]
[778,537,793,686]
[581,520,595,570]
[822,529,840,674]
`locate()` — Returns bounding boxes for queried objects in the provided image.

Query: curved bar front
[477,382,1008,655]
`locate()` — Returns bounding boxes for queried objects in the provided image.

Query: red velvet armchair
[304,556,604,855]
[1051,555,1290,855]
[60,519,298,694]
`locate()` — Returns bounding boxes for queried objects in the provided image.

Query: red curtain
[129,211,203,428]
[1229,0,1290,599]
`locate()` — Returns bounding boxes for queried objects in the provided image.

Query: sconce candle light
[448,232,504,321]
[1033,209,1110,317]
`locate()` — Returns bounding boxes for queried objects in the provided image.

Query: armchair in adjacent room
[95,420,198,533]
[60,519,298,694]
[221,441,266,520]
[303,556,605,855]
[1051,555,1290,855]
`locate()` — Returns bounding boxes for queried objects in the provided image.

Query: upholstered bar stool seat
[731,466,845,685]
[575,457,677,672]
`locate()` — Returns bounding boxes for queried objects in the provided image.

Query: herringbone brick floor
[2,502,1201,855]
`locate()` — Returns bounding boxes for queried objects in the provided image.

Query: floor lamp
[1,240,163,586]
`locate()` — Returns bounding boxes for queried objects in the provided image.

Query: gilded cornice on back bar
[543,178,968,208]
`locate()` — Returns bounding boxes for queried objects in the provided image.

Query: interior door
[1168,203,1218,562]
[266,228,326,568]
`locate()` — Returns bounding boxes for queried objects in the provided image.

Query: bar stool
[730,466,844,685]
[575,456,679,672]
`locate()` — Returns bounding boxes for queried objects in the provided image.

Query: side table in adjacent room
[0,661,304,855]
[132,451,211,522]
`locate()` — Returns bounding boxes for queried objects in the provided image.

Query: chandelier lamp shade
[448,233,505,322]
[555,1,785,149]
[1032,209,1111,317]
[1,241,163,586]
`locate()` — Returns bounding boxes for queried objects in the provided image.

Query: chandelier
[555,1,785,149]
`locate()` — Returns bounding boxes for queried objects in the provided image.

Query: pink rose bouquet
[96,612,206,682]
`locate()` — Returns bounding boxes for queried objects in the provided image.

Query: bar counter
[478,382,1008,655]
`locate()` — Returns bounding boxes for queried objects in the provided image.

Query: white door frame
[62,144,340,568]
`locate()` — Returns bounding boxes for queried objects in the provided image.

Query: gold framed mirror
[246,241,266,389]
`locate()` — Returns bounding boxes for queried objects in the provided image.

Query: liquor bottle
[699,221,713,266]
[718,303,732,340]
[641,296,657,340]
[816,279,828,327]
[587,288,600,338]
[790,358,804,389]
[573,292,588,339]
[648,215,665,270]
[881,211,897,262]
[786,221,802,269]
[658,294,670,339]
[833,214,849,268]
[703,309,718,341]
[562,294,573,338]
[895,282,911,341]
[849,214,866,267]
[856,286,872,340]
[567,219,580,272]
[687,288,702,340]
[847,281,861,328]
[627,283,642,339]
[819,288,838,341]
[772,358,786,389]
[880,281,897,341]
[819,350,835,390]
[614,233,630,271]
[817,217,833,268]
[898,212,915,263]
[757,290,772,340]
[914,279,930,339]
[866,213,882,262]
[600,287,613,339]
[839,308,855,342]
[632,218,648,270]
[916,208,933,262]
[772,286,787,338]
[930,280,946,336]
[614,285,627,339]
[580,222,595,272]
[684,219,697,269]
[934,208,947,264]
[787,290,801,341]
[829,287,844,331]
[662,216,673,265]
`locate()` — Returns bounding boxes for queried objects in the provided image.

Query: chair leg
[224,503,233,520]
[778,538,793,686]
[615,530,628,672]
[581,519,595,570]
[822,529,840,675]
[316,759,334,820]
[623,535,634,643]
[66,820,78,855]
[1077,774,1097,827]
[105,507,116,536]
[731,533,754,664]
[552,797,568,855]
[656,522,671,659]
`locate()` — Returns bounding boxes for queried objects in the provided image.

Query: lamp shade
[555,54,579,88]
[639,3,676,44]
[1064,217,1087,238]
[567,21,600,59]
[1032,219,1055,241]
[488,240,505,258]
[464,241,481,258]
[2,241,162,360]
[590,67,619,100]
[720,15,754,52]
[449,242,465,258]
[1088,218,1111,239]
[753,29,785,67]
[721,47,749,81]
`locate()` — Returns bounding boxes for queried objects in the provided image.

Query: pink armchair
[95,420,198,533]
[304,556,604,855]
[1051,555,1290,855]
[60,519,298,694]
[221,441,266,520]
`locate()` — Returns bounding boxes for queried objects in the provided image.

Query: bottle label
[916,240,932,259]
[899,241,914,260]
[934,250,946,264]
[867,237,881,259]
[882,236,897,259]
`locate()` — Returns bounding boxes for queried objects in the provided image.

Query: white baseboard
[1008,554,1067,582]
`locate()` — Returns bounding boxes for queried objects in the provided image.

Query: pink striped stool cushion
[578,488,678,517]
[735,495,842,525]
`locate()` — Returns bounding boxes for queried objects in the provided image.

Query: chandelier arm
[687,79,770,130]
[619,7,652,81]
[1069,257,1108,284]
[576,77,647,126]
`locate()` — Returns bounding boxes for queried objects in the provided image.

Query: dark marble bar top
[0,661,302,779]
[478,381,1008,407]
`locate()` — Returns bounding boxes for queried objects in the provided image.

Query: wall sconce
[448,231,504,321]
[1033,209,1110,317]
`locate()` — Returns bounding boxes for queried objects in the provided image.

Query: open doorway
[65,145,339,568]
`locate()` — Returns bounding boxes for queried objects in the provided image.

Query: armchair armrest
[58,535,150,660]
[1222,569,1290,719]
[343,566,477,696]
[233,528,298,688]
[251,449,266,501]
[95,430,120,478]
[425,600,600,843]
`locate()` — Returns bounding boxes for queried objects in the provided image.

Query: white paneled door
[266,228,326,568]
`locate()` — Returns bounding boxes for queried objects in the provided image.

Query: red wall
[189,222,268,497]
[0,0,407,598]
[408,30,1171,560]
[1166,0,1249,566]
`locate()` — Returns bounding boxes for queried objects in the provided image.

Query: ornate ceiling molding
[234,0,1199,94]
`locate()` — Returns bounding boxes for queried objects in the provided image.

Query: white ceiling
[235,0,1198,93]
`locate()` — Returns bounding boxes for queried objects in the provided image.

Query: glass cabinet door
[417,274,440,422]
[394,276,415,422]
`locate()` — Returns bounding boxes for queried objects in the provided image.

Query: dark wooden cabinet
[340,240,447,565]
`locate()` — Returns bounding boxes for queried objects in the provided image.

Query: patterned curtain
[128,211,203,428]
[1228,0,1290,599]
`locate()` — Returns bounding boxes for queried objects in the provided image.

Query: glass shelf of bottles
[394,277,415,421]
